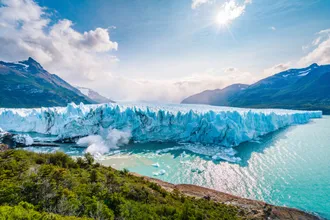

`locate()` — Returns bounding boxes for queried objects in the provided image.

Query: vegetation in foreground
[0,150,240,220]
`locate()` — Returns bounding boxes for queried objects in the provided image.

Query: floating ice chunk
[191,168,204,174]
[153,169,166,176]
[156,146,181,154]
[152,162,160,167]
[13,134,34,146]
[212,153,241,163]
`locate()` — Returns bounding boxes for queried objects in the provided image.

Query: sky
[0,0,330,102]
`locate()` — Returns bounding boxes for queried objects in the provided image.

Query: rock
[0,130,33,148]
[0,131,16,148]
[0,144,9,152]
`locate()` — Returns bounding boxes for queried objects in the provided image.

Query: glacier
[0,102,322,147]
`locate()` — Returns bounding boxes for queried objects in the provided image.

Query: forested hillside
[0,150,240,220]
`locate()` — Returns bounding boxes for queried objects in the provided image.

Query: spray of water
[77,129,131,157]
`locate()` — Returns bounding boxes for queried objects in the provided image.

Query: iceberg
[153,169,166,176]
[152,162,160,168]
[0,102,322,147]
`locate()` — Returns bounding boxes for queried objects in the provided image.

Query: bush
[0,202,90,220]
[0,150,240,220]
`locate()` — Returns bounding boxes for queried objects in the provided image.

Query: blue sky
[1,0,330,101]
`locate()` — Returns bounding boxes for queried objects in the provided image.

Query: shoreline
[0,144,323,219]
[133,173,321,220]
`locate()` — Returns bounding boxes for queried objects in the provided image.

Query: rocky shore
[136,174,321,220]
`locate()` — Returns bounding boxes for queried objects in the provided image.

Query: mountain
[76,86,115,103]
[0,57,95,108]
[182,84,249,106]
[182,63,330,114]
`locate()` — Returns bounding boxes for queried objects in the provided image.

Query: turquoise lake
[25,116,330,219]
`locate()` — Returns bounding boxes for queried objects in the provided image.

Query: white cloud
[0,0,118,82]
[192,0,252,15]
[214,0,252,24]
[223,0,246,20]
[224,67,238,73]
[261,28,330,78]
[191,0,211,9]
[269,26,276,31]
[93,68,256,103]
[263,62,291,76]
[0,0,257,103]
[299,28,330,66]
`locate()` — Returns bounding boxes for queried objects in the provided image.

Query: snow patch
[15,62,29,69]
[297,69,311,77]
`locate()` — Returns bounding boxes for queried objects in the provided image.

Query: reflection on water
[22,117,330,219]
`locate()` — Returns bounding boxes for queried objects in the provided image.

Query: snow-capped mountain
[182,63,330,114]
[0,57,95,108]
[76,86,115,103]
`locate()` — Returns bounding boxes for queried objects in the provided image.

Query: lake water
[24,116,330,219]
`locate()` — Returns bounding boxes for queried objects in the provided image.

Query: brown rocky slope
[137,174,321,220]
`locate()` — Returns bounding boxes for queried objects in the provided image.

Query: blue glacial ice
[0,102,322,148]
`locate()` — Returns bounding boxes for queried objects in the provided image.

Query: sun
[216,11,230,26]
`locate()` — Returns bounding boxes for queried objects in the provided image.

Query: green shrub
[0,150,240,220]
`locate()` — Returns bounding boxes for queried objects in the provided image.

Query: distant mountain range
[76,86,114,104]
[0,57,113,108]
[182,63,330,114]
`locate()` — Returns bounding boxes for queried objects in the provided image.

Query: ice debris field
[0,102,322,149]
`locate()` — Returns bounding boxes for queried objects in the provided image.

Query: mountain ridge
[182,63,330,114]
[182,83,249,106]
[0,57,95,108]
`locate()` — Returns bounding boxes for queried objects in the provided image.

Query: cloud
[214,0,252,23]
[0,0,257,103]
[263,62,291,76]
[262,28,330,77]
[86,68,256,103]
[192,0,252,16]
[224,67,238,73]
[298,28,330,66]
[50,20,118,52]
[0,0,118,82]
[191,0,211,9]
[269,26,276,31]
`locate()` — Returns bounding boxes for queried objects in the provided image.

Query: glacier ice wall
[0,103,322,147]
